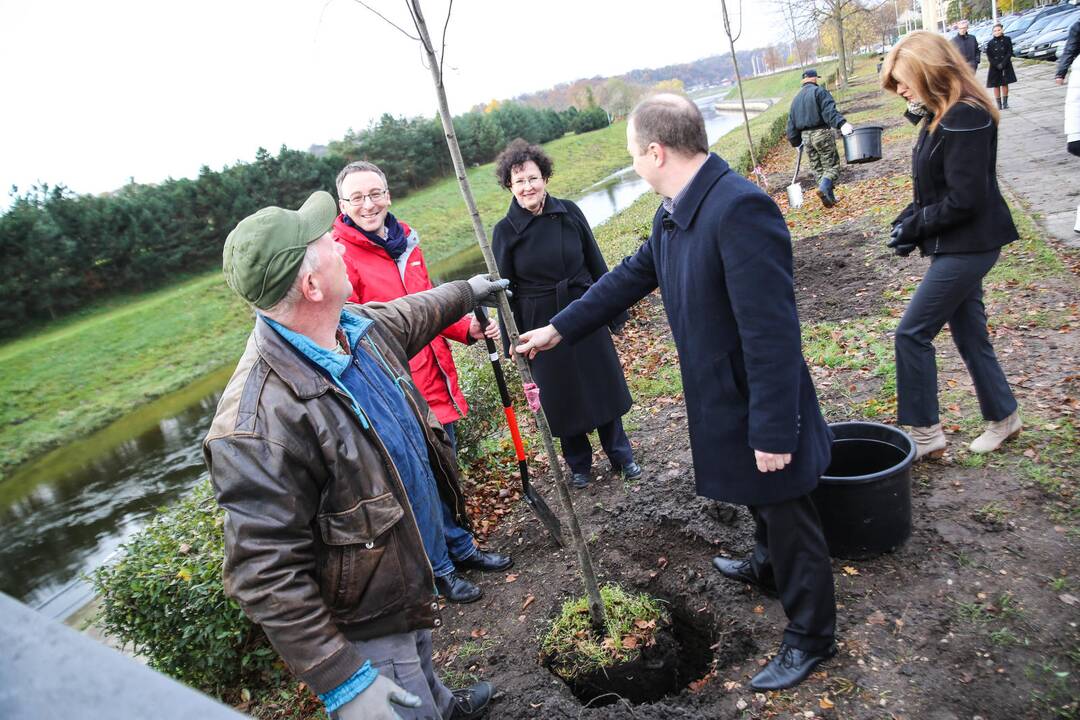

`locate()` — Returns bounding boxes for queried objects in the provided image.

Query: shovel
[787,144,805,209]
[473,307,564,546]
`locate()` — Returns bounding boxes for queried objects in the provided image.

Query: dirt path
[433,69,1080,720]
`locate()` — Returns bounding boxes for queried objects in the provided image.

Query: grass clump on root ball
[540,584,667,680]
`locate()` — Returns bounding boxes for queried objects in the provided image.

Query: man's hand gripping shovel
[473,306,564,546]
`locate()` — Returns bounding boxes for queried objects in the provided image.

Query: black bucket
[811,421,914,559]
[843,126,883,164]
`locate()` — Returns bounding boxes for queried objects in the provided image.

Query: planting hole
[543,596,745,707]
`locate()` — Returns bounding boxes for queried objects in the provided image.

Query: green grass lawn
[0,123,633,478]
[0,276,253,479]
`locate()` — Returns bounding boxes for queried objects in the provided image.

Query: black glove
[887,224,917,257]
[466,274,511,308]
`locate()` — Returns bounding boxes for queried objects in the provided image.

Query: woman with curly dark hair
[491,138,641,489]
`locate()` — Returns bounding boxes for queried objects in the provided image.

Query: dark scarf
[342,211,408,260]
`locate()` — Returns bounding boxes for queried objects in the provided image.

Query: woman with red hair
[880,31,1021,460]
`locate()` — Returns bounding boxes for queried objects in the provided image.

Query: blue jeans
[430,422,476,576]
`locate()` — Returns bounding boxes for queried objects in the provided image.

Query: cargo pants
[802,127,841,184]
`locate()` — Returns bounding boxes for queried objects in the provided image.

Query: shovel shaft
[792,144,804,184]
[504,407,526,462]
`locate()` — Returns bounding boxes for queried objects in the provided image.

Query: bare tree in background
[773,0,816,66]
[807,0,887,86]
[348,0,608,629]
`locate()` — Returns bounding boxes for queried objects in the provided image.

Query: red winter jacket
[333,215,473,424]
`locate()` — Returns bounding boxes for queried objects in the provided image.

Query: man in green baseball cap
[208,191,507,720]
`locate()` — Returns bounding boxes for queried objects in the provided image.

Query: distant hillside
[507,48,782,111]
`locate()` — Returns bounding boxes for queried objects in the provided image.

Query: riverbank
[0,68,815,482]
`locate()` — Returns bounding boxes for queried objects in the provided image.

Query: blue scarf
[343,211,408,260]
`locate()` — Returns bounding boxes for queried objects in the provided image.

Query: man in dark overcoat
[951,20,980,73]
[516,94,837,691]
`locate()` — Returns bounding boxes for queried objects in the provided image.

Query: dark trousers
[749,495,836,652]
[895,249,1017,427]
[560,417,633,474]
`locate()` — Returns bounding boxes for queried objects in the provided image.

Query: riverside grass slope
[0,66,820,480]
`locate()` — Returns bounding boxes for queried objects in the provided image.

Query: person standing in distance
[785,69,854,208]
[951,20,980,73]
[516,94,837,691]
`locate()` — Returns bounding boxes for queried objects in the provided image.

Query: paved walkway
[989,61,1079,248]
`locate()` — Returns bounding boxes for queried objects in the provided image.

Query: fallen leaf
[842,565,859,576]
[866,610,887,625]
[522,594,535,611]
[505,573,519,583]
[753,605,765,614]
[657,556,669,568]
[470,628,487,639]
[1060,593,1079,607]
[634,619,656,630]
[178,543,192,555]
[622,635,640,649]
[820,695,835,710]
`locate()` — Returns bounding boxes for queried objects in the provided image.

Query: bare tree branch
[347,0,421,42]
[439,0,452,88]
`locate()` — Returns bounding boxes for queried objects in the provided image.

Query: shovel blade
[523,489,564,546]
[519,460,564,546]
[787,183,804,209]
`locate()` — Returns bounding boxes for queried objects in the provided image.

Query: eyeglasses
[346,189,388,206]
[511,176,544,189]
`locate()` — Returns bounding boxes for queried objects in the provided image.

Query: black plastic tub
[843,126,883,164]
[811,421,915,559]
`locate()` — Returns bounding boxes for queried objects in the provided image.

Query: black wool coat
[551,155,832,506]
[492,195,631,438]
[985,36,1017,86]
[894,103,1018,255]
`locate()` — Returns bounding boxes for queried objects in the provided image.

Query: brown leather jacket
[203,281,475,695]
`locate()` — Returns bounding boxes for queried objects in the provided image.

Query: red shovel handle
[504,406,526,462]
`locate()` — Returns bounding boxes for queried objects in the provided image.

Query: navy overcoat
[552,154,832,506]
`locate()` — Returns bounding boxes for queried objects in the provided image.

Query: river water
[0,94,745,620]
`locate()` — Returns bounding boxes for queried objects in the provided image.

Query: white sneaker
[969,411,1022,454]
[909,423,946,460]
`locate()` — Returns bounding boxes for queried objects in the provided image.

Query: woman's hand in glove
[887,224,917,257]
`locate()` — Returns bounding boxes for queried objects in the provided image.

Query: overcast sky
[1,0,778,208]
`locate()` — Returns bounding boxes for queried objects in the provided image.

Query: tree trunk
[721,0,767,191]
[406,0,606,630]
[836,13,849,87]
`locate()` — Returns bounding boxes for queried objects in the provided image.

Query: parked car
[1012,4,1077,55]
[1030,9,1080,59]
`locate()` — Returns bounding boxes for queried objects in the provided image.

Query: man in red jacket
[333,161,512,604]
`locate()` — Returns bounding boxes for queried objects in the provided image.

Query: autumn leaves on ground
[420,65,1080,720]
